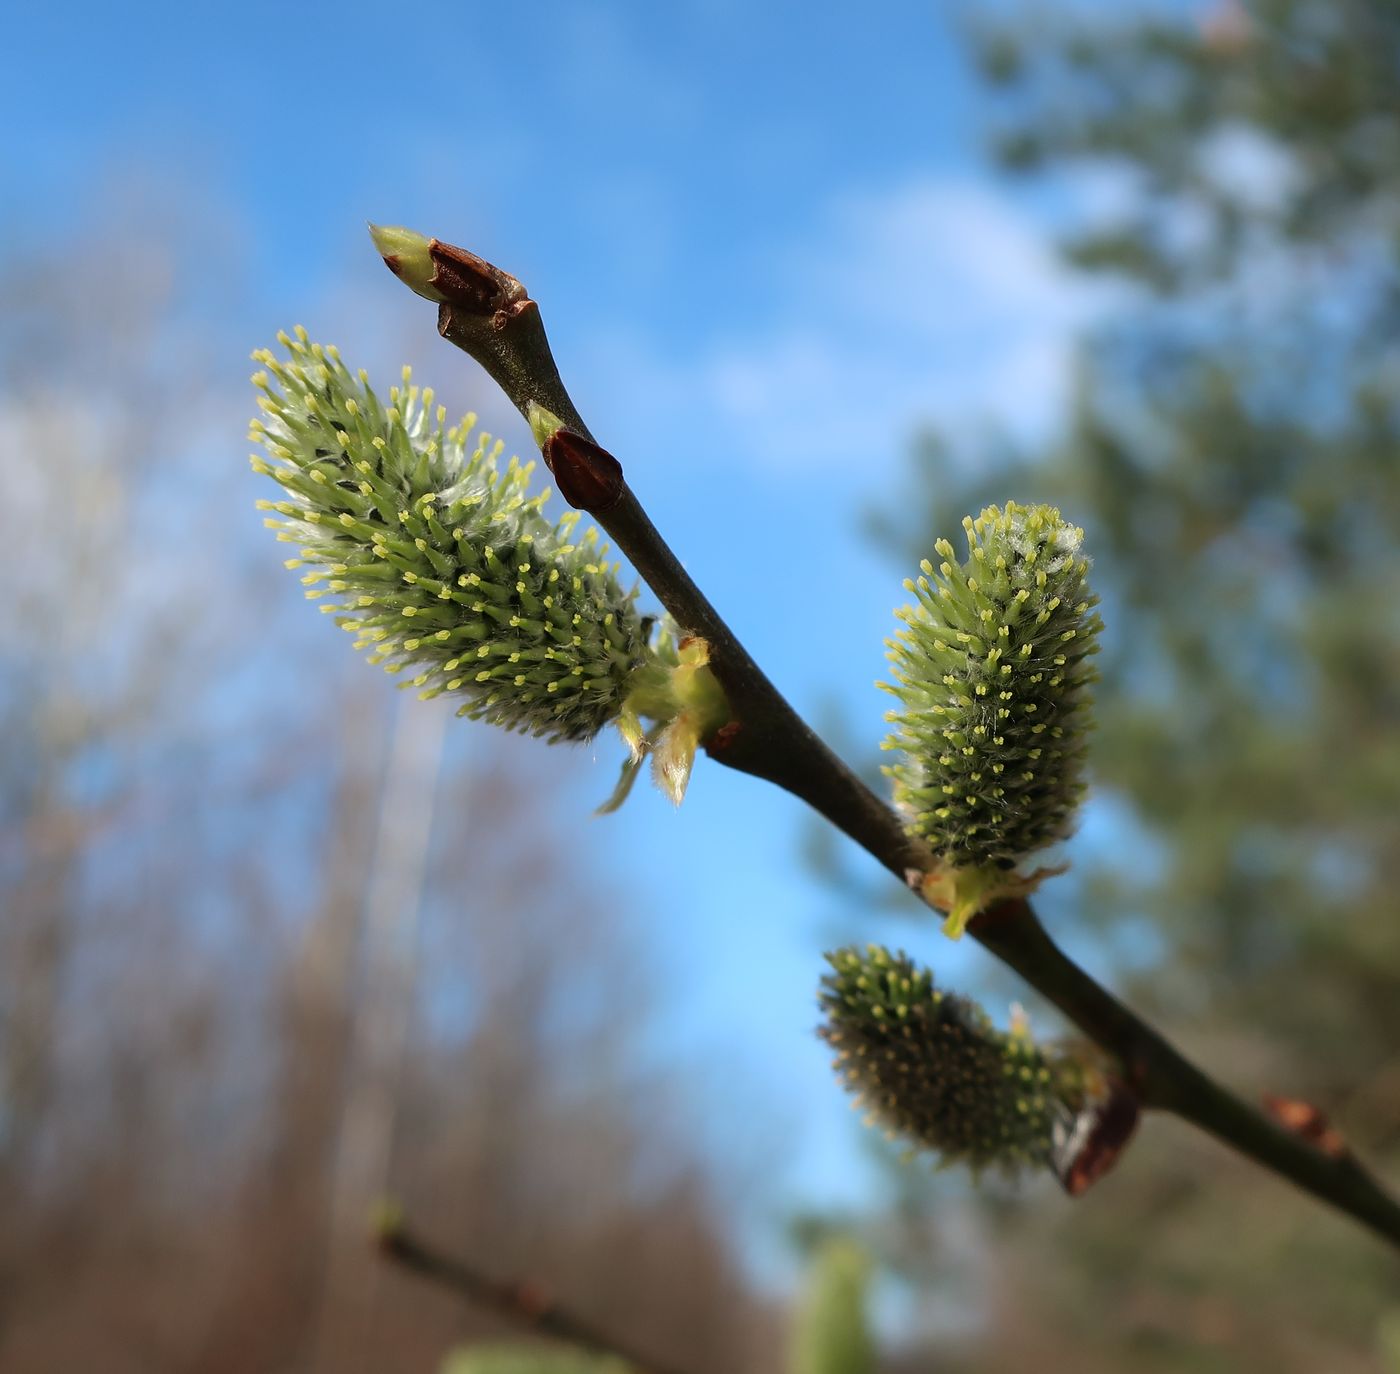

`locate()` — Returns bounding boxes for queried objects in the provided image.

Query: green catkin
[818,946,1083,1176]
[248,330,650,744]
[880,502,1103,934]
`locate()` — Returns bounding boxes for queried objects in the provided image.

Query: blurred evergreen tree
[867,3,1400,1368]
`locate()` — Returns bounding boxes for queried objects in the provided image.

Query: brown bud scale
[543,428,625,513]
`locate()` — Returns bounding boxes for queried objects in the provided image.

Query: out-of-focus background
[4,1,1400,1370]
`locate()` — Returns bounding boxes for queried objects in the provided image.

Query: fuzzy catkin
[882,502,1102,873]
[249,330,649,743]
[818,946,1078,1174]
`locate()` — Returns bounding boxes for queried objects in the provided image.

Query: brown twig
[374,1209,700,1374]
[376,231,1400,1253]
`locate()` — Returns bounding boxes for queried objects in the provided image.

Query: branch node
[706,719,743,753]
[1263,1094,1350,1161]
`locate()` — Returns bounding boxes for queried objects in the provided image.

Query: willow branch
[375,1211,700,1374]
[376,231,1400,1253]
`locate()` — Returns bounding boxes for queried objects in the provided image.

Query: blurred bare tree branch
[0,207,776,1374]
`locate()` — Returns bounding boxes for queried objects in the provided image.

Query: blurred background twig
[375,1212,700,1374]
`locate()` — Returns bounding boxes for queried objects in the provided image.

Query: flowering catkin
[248,329,650,744]
[819,945,1082,1174]
[881,502,1102,933]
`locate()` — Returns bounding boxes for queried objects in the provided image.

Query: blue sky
[8,0,1155,1286]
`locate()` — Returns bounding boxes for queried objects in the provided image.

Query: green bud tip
[881,501,1103,936]
[818,945,1086,1176]
[369,228,527,318]
[367,222,443,302]
[368,1197,405,1243]
[527,401,564,451]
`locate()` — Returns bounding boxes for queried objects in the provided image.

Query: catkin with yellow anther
[881,502,1102,935]
[249,331,649,743]
[818,945,1084,1175]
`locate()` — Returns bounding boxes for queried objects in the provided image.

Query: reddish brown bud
[1053,1080,1140,1196]
[707,720,743,753]
[426,238,527,316]
[542,428,625,513]
[1263,1094,1349,1160]
[368,225,529,317]
[512,1279,552,1318]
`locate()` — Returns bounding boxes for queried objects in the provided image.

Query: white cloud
[1197,122,1299,212]
[587,176,1115,475]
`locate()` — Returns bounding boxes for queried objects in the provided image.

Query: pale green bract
[880,501,1102,935]
[248,329,649,744]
